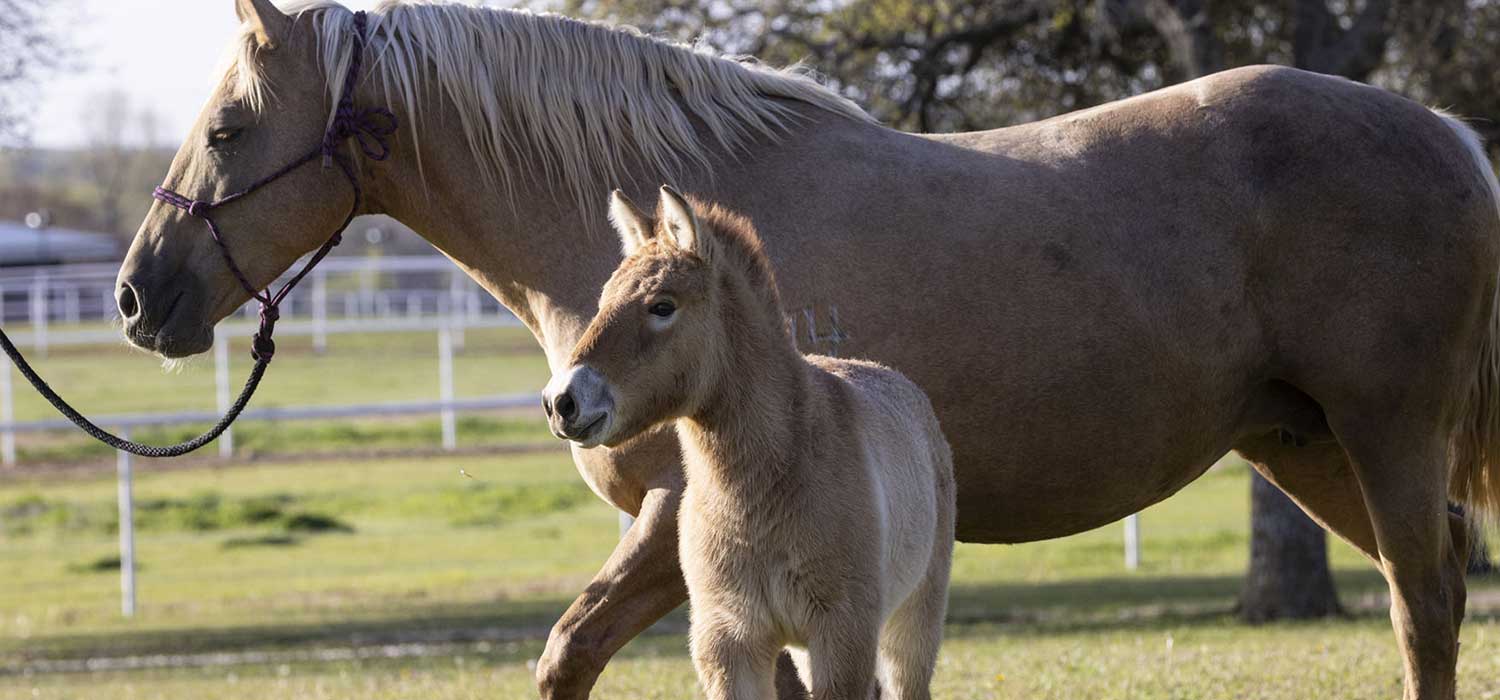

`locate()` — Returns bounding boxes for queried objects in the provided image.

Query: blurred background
[2,1,1499,698]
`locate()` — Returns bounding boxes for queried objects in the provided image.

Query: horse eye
[208,127,243,148]
[648,301,676,317]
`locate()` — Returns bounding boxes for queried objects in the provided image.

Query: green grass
[3,452,1500,698]
[18,619,1500,700]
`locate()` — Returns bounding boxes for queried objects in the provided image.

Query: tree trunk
[1239,471,1342,622]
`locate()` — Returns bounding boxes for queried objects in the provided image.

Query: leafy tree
[566,1,1500,146]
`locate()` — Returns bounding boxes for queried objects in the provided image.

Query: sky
[30,0,382,149]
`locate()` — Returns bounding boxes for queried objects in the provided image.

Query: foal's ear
[659,186,710,261]
[608,190,653,256]
[235,0,292,49]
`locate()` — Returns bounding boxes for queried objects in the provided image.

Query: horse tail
[1436,108,1500,521]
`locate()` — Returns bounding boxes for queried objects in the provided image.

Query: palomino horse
[543,186,954,700]
[120,1,1500,698]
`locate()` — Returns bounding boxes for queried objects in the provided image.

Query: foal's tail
[1438,109,1500,520]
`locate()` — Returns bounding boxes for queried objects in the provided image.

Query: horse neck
[677,274,811,501]
[358,77,875,366]
[362,101,621,362]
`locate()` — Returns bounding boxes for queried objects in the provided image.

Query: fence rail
[0,256,534,466]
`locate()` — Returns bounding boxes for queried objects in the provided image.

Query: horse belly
[788,216,1259,543]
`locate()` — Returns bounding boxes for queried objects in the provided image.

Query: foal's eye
[648,300,676,318]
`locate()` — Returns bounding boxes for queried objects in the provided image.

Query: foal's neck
[678,275,810,500]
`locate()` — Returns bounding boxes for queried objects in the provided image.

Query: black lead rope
[0,10,394,459]
[0,328,270,457]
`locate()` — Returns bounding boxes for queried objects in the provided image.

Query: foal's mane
[229,0,875,216]
[675,198,786,331]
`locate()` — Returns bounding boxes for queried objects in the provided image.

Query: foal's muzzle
[542,366,613,446]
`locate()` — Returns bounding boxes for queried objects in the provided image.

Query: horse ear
[236,0,292,49]
[658,186,709,261]
[608,190,653,256]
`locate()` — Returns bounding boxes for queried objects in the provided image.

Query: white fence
[0,256,538,466]
[0,255,505,356]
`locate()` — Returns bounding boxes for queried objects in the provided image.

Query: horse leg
[535,486,688,700]
[1329,418,1465,700]
[1232,435,1378,561]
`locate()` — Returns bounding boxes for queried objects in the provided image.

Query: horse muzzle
[542,365,614,447]
[116,263,214,358]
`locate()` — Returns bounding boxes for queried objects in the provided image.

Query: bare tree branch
[1293,0,1393,80]
[1142,0,1222,79]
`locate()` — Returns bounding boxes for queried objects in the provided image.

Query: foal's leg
[536,486,688,700]
[690,615,780,700]
[806,609,882,700]
[1332,419,1465,700]
[875,567,949,700]
[878,483,953,700]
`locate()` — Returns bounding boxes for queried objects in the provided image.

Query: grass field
[5,328,1500,698]
[4,451,1500,699]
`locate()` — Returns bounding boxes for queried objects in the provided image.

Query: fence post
[30,271,48,356]
[1,352,14,467]
[1124,513,1141,570]
[214,335,233,458]
[448,272,466,351]
[312,269,328,355]
[64,286,79,324]
[438,322,457,451]
[117,429,137,617]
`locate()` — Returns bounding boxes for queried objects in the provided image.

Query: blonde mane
[229,0,876,215]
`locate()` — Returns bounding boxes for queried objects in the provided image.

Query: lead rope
[0,10,395,458]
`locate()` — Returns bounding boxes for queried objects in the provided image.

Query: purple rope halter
[0,10,397,458]
[154,9,396,362]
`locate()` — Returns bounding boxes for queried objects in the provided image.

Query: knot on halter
[320,11,398,168]
[187,201,211,218]
[321,106,398,167]
[251,304,281,361]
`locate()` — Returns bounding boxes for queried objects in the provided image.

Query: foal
[543,186,955,699]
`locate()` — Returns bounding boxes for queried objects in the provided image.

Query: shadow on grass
[15,567,1500,673]
[0,596,592,667]
[945,568,1400,634]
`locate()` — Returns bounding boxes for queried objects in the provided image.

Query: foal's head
[543,186,783,448]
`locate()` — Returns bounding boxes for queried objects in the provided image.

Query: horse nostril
[117,283,141,321]
[555,392,578,423]
[542,396,554,418]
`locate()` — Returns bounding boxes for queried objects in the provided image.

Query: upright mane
[229,0,876,216]
[675,198,788,337]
